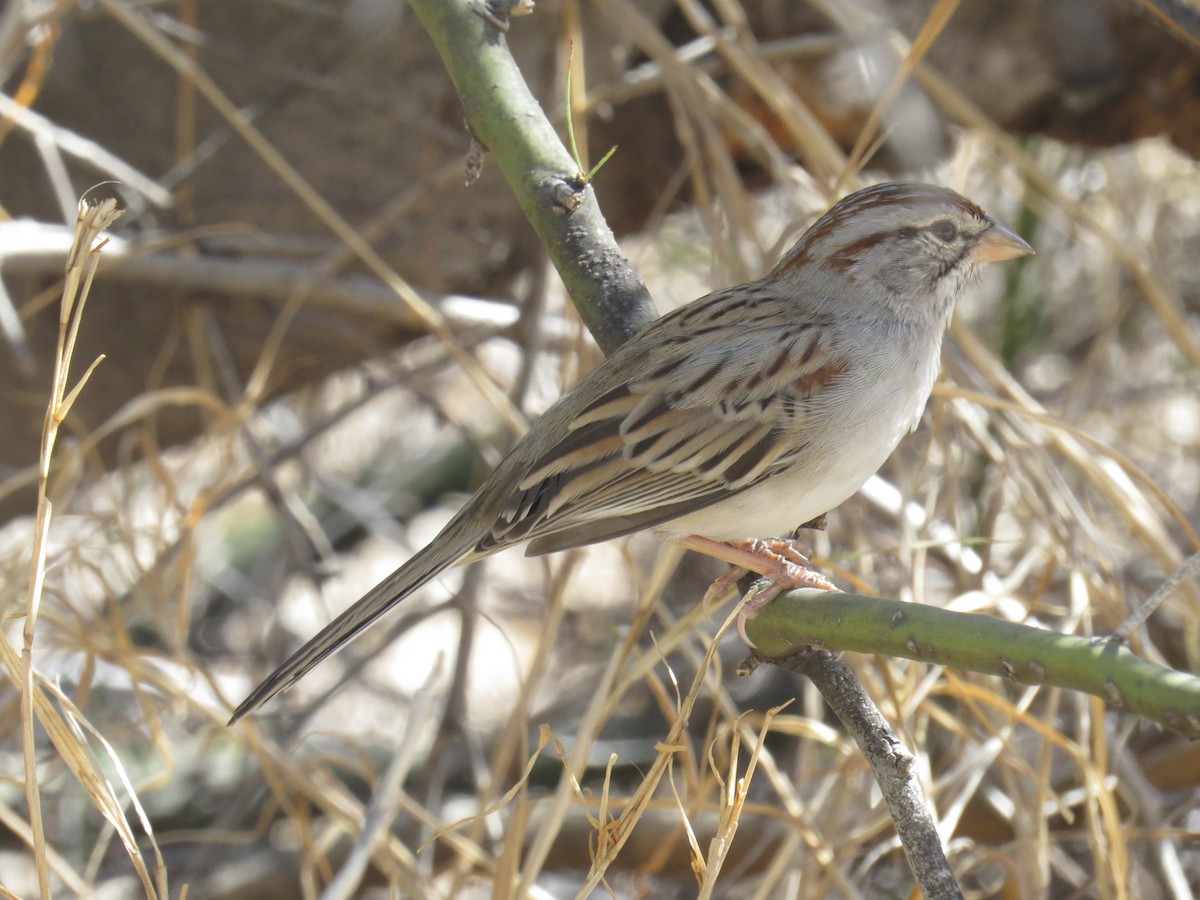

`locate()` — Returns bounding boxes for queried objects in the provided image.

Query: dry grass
[1,1,1199,898]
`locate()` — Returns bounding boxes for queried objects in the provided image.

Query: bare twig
[0,93,173,208]
[1136,0,1200,47]
[319,664,443,900]
[1115,551,1200,641]
[766,647,963,900]
[0,222,522,331]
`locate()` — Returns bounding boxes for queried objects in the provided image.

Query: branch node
[471,0,534,32]
[546,176,586,214]
[1104,678,1125,708]
[465,134,487,186]
[736,655,761,677]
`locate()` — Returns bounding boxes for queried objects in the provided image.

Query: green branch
[406,0,657,354]
[745,590,1200,737]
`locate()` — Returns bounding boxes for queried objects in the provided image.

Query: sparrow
[230,181,1032,722]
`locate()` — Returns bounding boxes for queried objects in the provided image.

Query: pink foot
[677,535,836,646]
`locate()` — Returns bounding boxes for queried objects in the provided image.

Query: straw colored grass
[1,1,1198,898]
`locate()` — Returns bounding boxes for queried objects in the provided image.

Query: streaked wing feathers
[483,310,846,556]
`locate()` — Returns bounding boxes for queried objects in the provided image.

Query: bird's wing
[480,302,849,556]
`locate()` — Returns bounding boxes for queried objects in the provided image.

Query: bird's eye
[929,219,958,242]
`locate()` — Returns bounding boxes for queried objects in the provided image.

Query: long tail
[228,518,480,723]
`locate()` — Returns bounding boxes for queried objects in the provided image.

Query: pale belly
[653,430,898,543]
[652,340,938,543]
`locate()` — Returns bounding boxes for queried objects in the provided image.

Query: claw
[701,563,749,608]
[679,534,836,648]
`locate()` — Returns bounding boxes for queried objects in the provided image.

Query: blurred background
[1,0,1198,896]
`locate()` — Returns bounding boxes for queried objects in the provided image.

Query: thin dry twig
[770,648,963,899]
[0,93,173,208]
[1116,551,1200,640]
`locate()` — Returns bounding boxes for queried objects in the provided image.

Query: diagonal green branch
[406,0,657,355]
[745,590,1200,738]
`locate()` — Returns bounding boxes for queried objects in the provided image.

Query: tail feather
[229,522,478,723]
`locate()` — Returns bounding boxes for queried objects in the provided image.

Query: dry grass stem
[2,0,1198,896]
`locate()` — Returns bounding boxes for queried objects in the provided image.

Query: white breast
[655,323,942,543]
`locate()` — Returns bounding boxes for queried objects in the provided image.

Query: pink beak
[973,221,1034,263]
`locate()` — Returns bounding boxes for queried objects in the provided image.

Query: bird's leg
[678,535,836,642]
[679,535,833,587]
